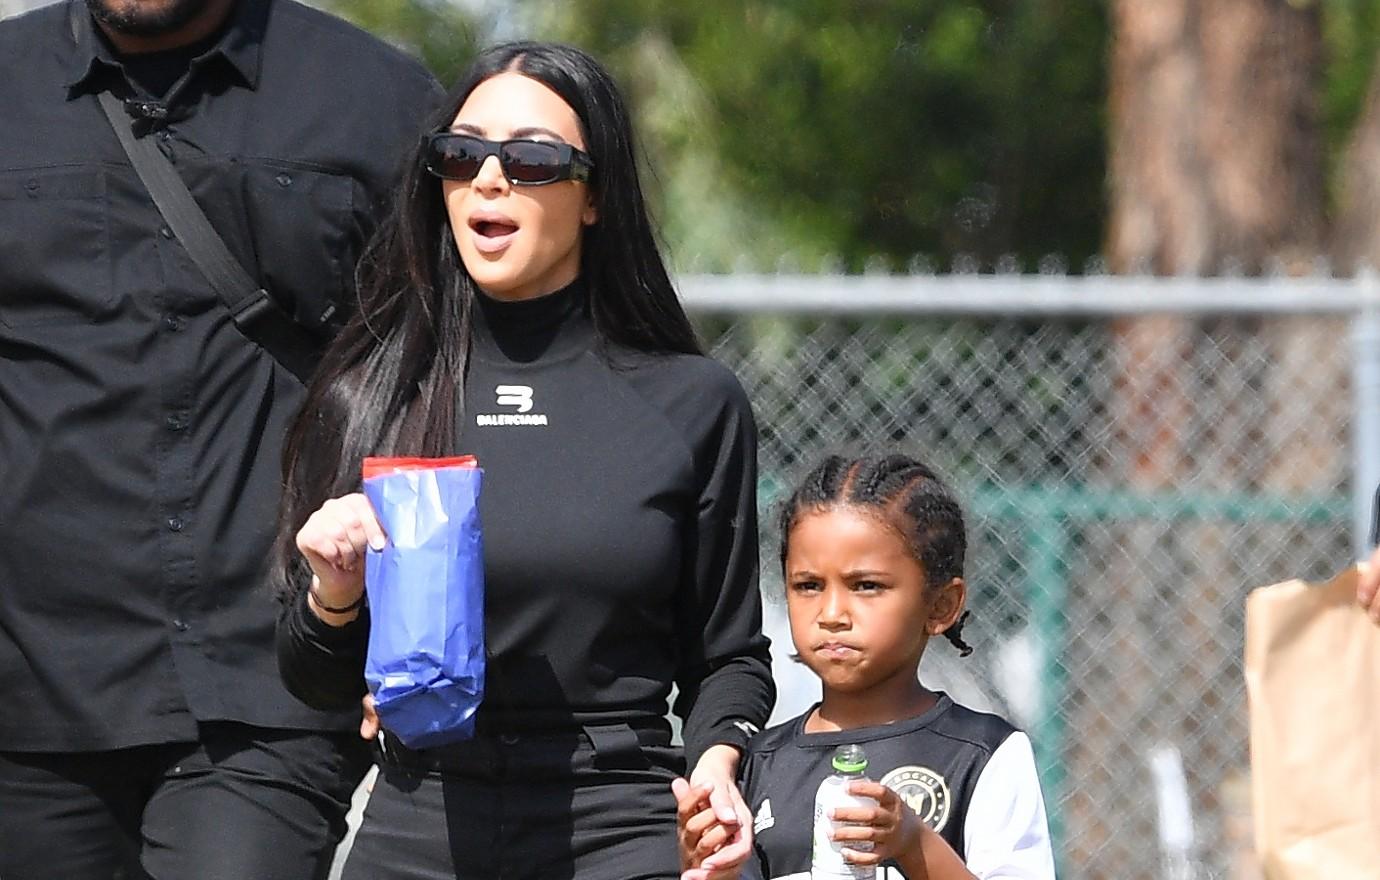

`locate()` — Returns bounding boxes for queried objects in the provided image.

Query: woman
[272,41,774,879]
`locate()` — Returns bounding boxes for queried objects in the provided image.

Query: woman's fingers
[298,504,345,567]
[360,693,380,741]
[297,493,387,574]
[327,496,373,570]
[706,779,740,826]
[700,781,753,871]
[1360,552,1380,624]
[343,493,388,551]
[700,830,750,873]
[673,777,729,870]
[673,778,715,823]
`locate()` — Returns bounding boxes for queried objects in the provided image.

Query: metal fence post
[1351,271,1380,559]
[1026,508,1070,874]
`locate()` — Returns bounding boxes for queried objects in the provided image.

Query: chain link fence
[685,275,1368,880]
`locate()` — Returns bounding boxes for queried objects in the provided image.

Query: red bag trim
[361,456,479,480]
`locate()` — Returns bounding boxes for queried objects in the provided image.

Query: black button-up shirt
[0,0,442,751]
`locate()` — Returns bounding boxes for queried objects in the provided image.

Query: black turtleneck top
[277,280,775,765]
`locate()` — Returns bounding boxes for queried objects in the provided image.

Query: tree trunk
[1336,54,1380,270]
[1072,4,1328,878]
[1108,0,1324,274]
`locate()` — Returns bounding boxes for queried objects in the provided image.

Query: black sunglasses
[423,132,595,186]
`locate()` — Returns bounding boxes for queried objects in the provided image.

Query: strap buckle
[582,722,649,770]
[230,289,281,328]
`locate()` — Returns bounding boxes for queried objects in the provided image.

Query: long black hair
[272,42,700,598]
[777,454,974,656]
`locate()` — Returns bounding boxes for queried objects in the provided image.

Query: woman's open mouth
[469,214,519,255]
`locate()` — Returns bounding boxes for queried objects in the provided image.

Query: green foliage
[316,0,478,85]
[536,0,1108,272]
[315,0,1380,269]
[1324,1,1380,168]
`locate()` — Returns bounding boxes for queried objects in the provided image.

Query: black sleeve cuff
[276,587,370,710]
[694,717,760,757]
[293,586,370,650]
[679,645,775,769]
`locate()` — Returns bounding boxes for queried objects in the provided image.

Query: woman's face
[443,72,597,301]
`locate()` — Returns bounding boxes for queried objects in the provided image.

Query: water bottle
[811,744,878,880]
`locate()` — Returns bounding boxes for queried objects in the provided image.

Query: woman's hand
[676,745,753,879]
[295,493,386,621]
[672,777,743,880]
[1359,550,1380,625]
[361,693,380,741]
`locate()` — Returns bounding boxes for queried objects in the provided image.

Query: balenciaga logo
[476,384,549,427]
[495,384,533,413]
[880,765,952,832]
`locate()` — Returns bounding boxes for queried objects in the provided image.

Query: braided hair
[777,453,973,657]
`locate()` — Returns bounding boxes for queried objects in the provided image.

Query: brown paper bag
[1245,566,1380,880]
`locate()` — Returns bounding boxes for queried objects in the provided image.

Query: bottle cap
[832,744,868,774]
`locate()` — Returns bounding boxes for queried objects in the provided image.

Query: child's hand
[671,777,748,880]
[829,780,924,867]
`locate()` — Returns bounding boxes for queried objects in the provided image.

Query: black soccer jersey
[740,694,1055,880]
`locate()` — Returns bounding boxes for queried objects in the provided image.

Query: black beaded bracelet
[309,582,365,615]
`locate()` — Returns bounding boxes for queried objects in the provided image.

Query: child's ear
[926,577,967,636]
[582,192,598,226]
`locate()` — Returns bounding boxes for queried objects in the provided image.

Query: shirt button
[157,130,172,142]
[162,314,183,331]
[172,619,189,632]
[275,172,293,187]
[165,413,188,431]
[159,225,174,239]
[167,516,184,532]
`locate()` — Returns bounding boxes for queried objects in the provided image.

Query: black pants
[0,721,369,880]
[344,722,685,880]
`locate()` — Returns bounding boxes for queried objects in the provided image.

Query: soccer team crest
[880,765,952,832]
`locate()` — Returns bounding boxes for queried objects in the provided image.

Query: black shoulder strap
[78,6,325,384]
[95,93,324,384]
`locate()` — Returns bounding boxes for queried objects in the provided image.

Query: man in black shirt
[0,1,441,876]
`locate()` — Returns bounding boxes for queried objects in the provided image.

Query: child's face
[785,505,964,697]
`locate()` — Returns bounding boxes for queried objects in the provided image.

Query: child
[674,454,1056,880]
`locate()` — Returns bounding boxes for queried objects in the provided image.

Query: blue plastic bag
[361,456,485,749]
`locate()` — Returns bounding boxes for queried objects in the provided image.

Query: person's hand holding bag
[1357,550,1380,625]
[296,493,387,621]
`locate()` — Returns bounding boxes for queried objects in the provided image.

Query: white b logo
[495,385,534,413]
